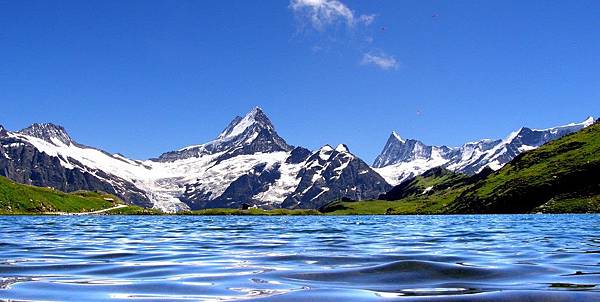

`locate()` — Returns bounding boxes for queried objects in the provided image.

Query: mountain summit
[217,106,275,140]
[18,123,74,146]
[156,107,292,162]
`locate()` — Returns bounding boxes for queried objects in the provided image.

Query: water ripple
[0,215,598,301]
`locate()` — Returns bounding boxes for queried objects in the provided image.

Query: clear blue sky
[1,1,599,162]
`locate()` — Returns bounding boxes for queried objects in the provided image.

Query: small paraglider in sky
[416,110,422,117]
[432,13,439,18]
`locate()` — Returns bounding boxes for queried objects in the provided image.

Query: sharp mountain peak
[18,123,74,146]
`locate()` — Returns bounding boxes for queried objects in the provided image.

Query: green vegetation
[103,205,163,215]
[321,176,467,215]
[450,121,600,213]
[0,176,122,214]
[533,194,600,214]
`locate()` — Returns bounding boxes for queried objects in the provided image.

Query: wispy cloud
[361,51,399,70]
[290,0,398,71]
[289,0,374,30]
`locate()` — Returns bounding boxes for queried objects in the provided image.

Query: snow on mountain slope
[156,107,291,162]
[1,107,390,212]
[6,125,188,211]
[375,156,450,186]
[282,144,391,209]
[5,108,589,211]
[374,117,594,185]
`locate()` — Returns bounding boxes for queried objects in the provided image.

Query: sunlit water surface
[0,215,599,301]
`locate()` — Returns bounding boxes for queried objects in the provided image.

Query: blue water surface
[0,215,598,301]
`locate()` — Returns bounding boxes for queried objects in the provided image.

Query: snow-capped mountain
[373,131,454,168]
[155,107,292,162]
[374,117,595,185]
[281,144,390,209]
[153,108,388,210]
[0,123,154,207]
[0,107,389,211]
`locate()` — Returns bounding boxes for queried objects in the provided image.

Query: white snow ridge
[372,116,594,185]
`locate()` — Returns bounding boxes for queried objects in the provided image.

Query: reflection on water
[0,215,598,301]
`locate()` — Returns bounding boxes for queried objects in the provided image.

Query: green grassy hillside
[449,121,600,213]
[0,176,123,214]
[321,172,469,215]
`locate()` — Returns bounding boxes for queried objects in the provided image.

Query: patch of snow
[335,144,349,153]
[374,155,449,186]
[253,158,305,205]
[391,131,405,143]
[311,187,330,201]
[422,186,433,194]
[518,145,536,152]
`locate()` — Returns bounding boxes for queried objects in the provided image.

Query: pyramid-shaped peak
[218,106,275,140]
[19,123,74,146]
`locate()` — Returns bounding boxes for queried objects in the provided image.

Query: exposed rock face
[0,134,152,207]
[8,108,588,211]
[18,123,74,146]
[373,117,595,185]
[281,144,391,209]
[182,162,283,209]
[0,107,392,211]
[286,147,312,164]
[154,107,292,163]
[373,131,453,168]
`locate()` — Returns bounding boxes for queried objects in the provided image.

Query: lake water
[0,215,598,301]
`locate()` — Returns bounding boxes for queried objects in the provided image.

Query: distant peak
[217,106,274,140]
[335,144,350,153]
[18,123,73,145]
[583,116,595,127]
[0,125,7,137]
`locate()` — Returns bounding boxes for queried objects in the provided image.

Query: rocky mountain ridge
[374,117,594,185]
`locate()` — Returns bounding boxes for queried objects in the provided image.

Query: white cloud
[361,52,399,70]
[290,0,374,30]
[290,1,398,71]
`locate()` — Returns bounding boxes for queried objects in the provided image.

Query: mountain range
[0,107,593,212]
[373,117,594,185]
[0,107,388,212]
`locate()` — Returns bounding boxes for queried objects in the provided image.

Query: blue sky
[1,0,599,162]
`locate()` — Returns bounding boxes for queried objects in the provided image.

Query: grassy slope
[324,122,600,215]
[103,205,163,215]
[450,121,600,213]
[321,175,468,215]
[0,176,123,214]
